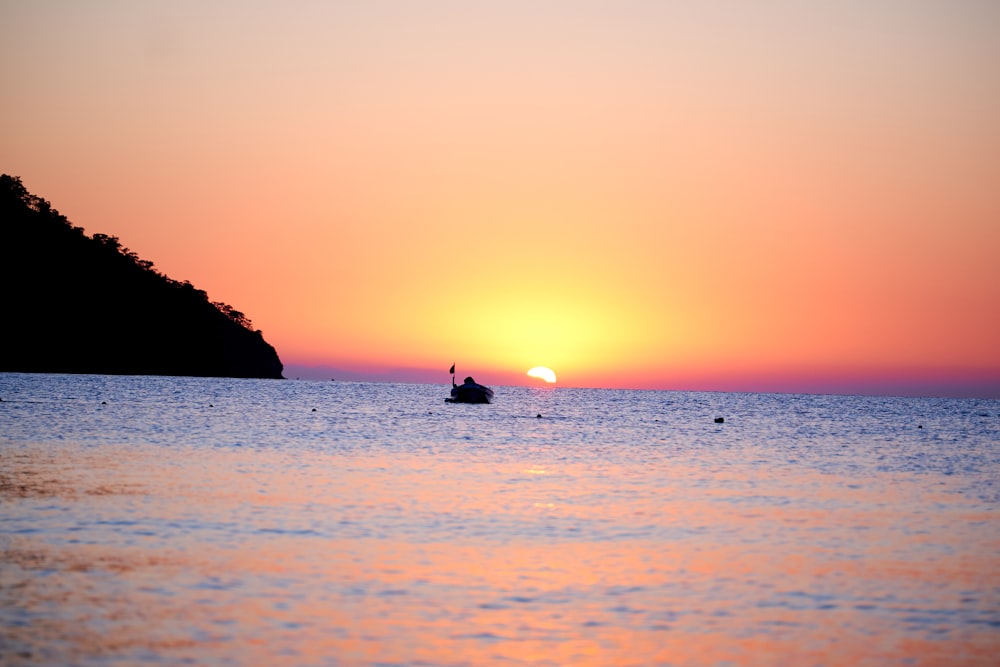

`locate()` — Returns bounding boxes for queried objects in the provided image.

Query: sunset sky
[3,1,998,396]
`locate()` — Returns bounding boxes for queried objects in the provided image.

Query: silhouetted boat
[447,381,494,404]
[446,366,494,404]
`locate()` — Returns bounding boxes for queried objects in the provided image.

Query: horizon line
[280,363,1000,400]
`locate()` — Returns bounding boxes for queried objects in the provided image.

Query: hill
[0,175,284,379]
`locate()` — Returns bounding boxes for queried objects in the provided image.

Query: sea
[1,372,997,667]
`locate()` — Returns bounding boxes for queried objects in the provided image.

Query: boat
[448,378,494,404]
[446,365,494,403]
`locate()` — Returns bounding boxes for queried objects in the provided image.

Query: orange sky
[3,1,998,395]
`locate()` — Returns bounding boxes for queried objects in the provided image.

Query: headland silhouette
[0,174,283,379]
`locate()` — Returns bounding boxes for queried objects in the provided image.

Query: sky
[3,0,999,396]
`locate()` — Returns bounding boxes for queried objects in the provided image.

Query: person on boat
[455,376,478,388]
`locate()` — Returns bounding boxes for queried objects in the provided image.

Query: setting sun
[527,367,557,384]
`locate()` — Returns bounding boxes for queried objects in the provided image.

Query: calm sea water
[1,372,998,666]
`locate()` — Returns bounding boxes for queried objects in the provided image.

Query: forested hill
[0,175,284,379]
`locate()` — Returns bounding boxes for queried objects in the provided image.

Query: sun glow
[527,366,557,383]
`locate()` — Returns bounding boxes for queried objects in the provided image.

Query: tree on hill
[0,174,284,379]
